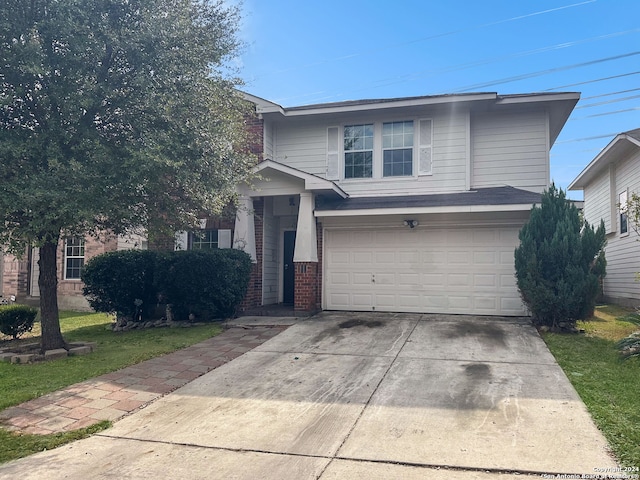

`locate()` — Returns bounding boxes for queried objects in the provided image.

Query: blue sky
[234,0,640,199]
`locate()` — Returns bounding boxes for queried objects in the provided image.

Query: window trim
[189,229,220,250]
[338,117,432,181]
[64,237,85,280]
[619,189,629,236]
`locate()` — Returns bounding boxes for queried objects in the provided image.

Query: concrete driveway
[0,313,617,479]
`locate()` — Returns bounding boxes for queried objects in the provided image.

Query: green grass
[0,311,222,463]
[543,305,640,469]
[0,311,222,410]
[0,421,111,464]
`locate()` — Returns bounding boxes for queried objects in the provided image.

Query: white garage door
[324,226,526,316]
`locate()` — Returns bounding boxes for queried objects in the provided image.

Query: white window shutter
[326,126,340,180]
[218,229,231,248]
[418,119,432,176]
[175,231,188,251]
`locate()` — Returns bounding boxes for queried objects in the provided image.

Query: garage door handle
[372,274,375,283]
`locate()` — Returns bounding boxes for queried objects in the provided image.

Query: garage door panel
[352,294,373,307]
[473,274,497,287]
[448,274,471,287]
[353,273,372,286]
[330,251,350,264]
[423,273,445,286]
[330,272,350,285]
[324,227,525,315]
[473,251,497,264]
[375,251,395,263]
[447,251,471,264]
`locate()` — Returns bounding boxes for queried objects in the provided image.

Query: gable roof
[569,128,640,190]
[315,186,541,217]
[249,159,348,198]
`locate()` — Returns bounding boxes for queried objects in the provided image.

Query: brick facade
[1,234,118,309]
[294,262,319,313]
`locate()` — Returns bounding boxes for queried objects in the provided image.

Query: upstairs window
[383,121,414,177]
[344,124,373,179]
[64,237,85,279]
[329,119,432,181]
[619,190,628,235]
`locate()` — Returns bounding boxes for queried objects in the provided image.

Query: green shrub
[81,250,160,320]
[0,305,38,339]
[617,333,640,360]
[156,249,252,321]
[514,184,607,330]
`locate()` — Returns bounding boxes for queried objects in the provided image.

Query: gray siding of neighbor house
[471,109,548,193]
[583,169,612,234]
[598,149,640,304]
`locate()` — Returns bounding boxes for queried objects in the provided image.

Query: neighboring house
[1,233,146,311]
[232,91,579,316]
[569,128,640,308]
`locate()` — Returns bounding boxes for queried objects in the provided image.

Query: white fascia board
[261,93,497,117]
[568,132,636,190]
[496,92,580,105]
[315,204,535,217]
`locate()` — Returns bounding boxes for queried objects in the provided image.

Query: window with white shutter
[326,126,340,180]
[418,119,433,176]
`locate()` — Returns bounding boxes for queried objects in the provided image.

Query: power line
[454,51,640,92]
[571,107,640,119]
[576,94,640,109]
[581,87,640,100]
[542,71,640,91]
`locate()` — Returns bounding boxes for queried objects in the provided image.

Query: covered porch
[233,160,346,313]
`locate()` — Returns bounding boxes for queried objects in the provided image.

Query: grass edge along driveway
[542,305,640,470]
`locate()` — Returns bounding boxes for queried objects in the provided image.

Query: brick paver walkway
[0,325,288,435]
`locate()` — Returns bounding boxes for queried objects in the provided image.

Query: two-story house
[569,128,640,307]
[233,91,579,316]
[1,91,579,315]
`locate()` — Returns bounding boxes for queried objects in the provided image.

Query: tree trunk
[39,239,66,352]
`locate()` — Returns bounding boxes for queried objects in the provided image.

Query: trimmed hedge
[82,249,252,322]
[82,250,159,321]
[0,305,38,339]
[157,249,253,321]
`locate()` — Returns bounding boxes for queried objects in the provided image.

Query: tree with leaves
[0,0,255,351]
[515,184,607,331]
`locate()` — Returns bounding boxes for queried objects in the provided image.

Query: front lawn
[0,310,223,463]
[543,305,640,469]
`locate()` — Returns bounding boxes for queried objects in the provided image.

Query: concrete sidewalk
[0,319,293,435]
[0,313,618,479]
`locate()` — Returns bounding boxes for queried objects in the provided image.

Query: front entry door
[283,231,296,305]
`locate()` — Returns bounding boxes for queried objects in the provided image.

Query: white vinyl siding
[324,224,525,316]
[598,148,640,303]
[471,109,548,193]
[262,198,279,305]
[272,120,327,176]
[582,170,612,233]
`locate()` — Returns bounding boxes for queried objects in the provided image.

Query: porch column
[293,192,317,262]
[294,192,318,312]
[233,195,257,263]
